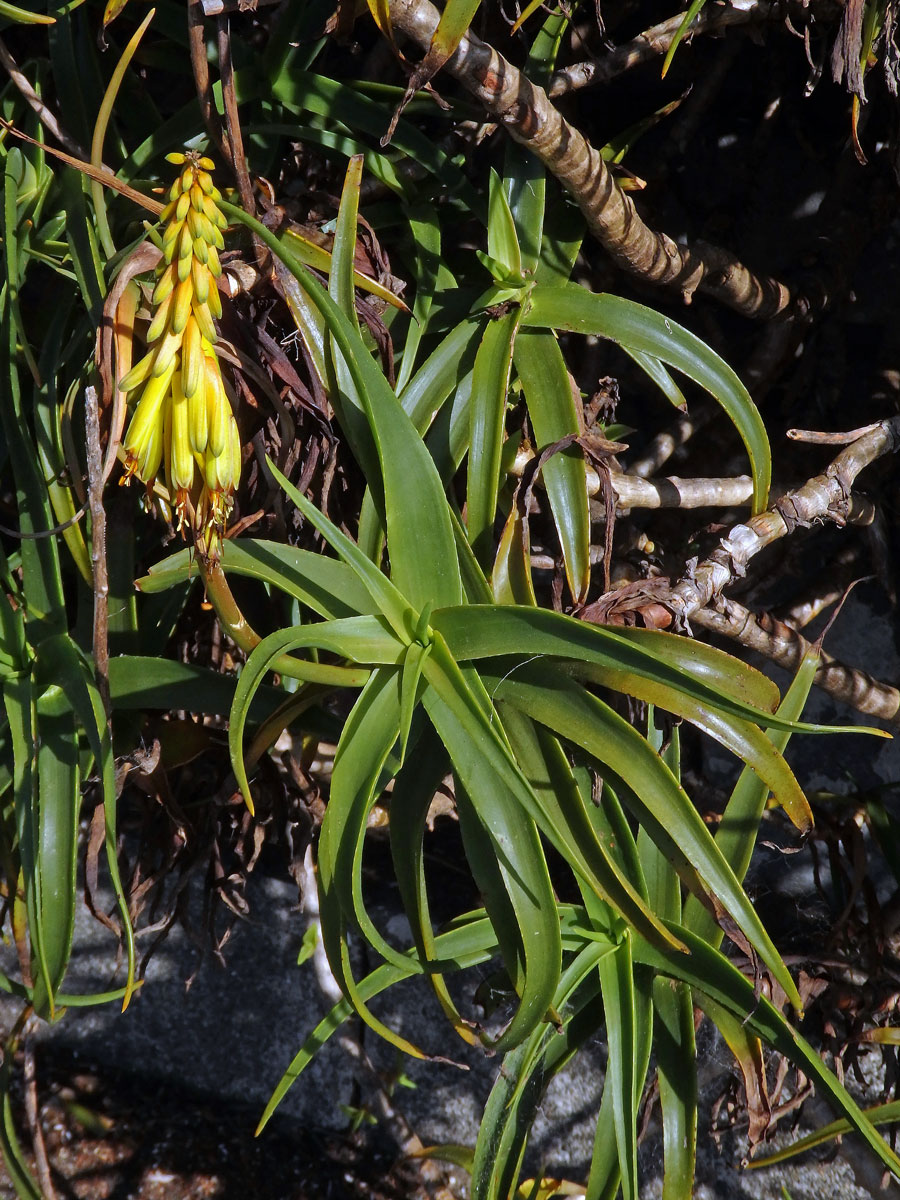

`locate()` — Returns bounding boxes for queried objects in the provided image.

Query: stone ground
[0,595,898,1198]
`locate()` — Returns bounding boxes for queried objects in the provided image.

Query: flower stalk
[119,151,240,559]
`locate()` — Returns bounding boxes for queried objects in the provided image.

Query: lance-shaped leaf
[635,924,900,1180]
[683,648,821,946]
[468,309,521,567]
[138,540,376,622]
[384,0,483,143]
[425,682,563,1053]
[433,604,883,738]
[316,668,434,1058]
[523,286,771,513]
[514,329,591,603]
[488,660,804,1012]
[221,203,464,614]
[597,936,639,1200]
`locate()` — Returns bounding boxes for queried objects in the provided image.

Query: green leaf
[578,662,812,831]
[624,348,687,411]
[661,0,708,77]
[388,726,476,1039]
[137,540,376,621]
[32,708,79,1012]
[262,457,412,637]
[108,655,282,718]
[282,225,408,310]
[499,705,682,950]
[426,681,562,1053]
[636,924,900,1179]
[434,604,879,737]
[396,204,444,393]
[3,675,52,1009]
[0,1042,40,1199]
[488,660,803,1012]
[491,502,537,606]
[398,315,483,431]
[468,309,522,567]
[513,329,590,602]
[597,936,639,1200]
[747,1099,900,1168]
[257,910,503,1132]
[503,148,544,276]
[32,636,135,1009]
[653,977,697,1200]
[1,1,55,22]
[220,202,464,614]
[227,616,404,806]
[682,648,820,947]
[523,286,771,513]
[271,72,481,216]
[487,169,524,281]
[330,155,364,329]
[317,669,433,1057]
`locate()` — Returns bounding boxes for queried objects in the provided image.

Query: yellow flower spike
[151,262,178,306]
[118,347,155,394]
[181,315,203,398]
[188,366,209,454]
[169,371,194,493]
[146,288,175,343]
[119,150,239,556]
[192,258,210,305]
[151,325,182,376]
[172,276,193,335]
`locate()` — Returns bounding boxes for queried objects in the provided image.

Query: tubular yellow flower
[181,315,202,399]
[169,371,194,495]
[204,349,231,459]
[122,357,176,481]
[187,366,208,454]
[118,150,240,560]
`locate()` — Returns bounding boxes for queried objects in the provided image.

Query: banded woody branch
[549,0,784,96]
[692,600,900,722]
[664,417,900,626]
[511,448,754,509]
[387,0,801,319]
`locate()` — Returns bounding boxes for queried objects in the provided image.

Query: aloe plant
[1,2,898,1196]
